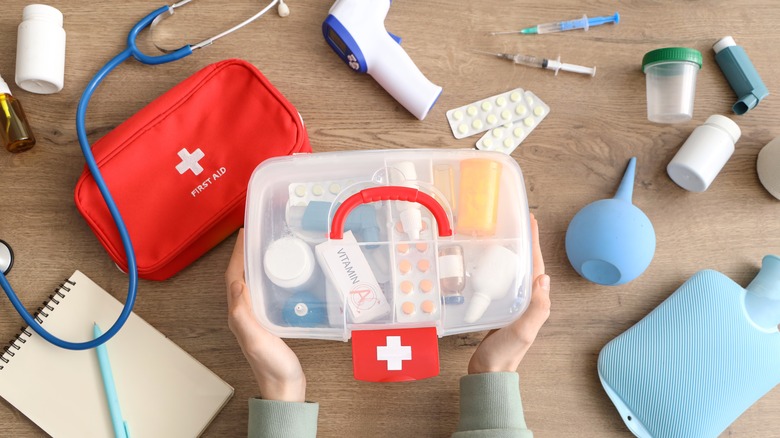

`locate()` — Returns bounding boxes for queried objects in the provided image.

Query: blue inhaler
[713,36,769,115]
[322,0,442,120]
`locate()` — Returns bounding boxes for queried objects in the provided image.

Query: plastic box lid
[244,149,532,342]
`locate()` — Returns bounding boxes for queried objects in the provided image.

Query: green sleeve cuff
[452,372,533,438]
[248,398,319,438]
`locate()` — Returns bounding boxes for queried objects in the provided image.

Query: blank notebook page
[0,270,233,437]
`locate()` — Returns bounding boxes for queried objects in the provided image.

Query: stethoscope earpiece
[0,240,14,275]
[278,0,290,17]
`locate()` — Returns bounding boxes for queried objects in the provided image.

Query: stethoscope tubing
[0,6,191,350]
[0,0,278,350]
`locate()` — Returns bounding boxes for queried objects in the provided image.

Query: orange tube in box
[456,159,502,236]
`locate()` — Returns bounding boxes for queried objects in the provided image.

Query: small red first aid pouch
[75,59,310,280]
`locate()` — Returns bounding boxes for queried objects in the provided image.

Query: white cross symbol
[376,336,412,371]
[175,148,205,176]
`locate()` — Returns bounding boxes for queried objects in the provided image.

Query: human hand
[226,229,307,402]
[467,214,551,374]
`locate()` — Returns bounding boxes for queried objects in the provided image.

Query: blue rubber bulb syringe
[565,157,656,286]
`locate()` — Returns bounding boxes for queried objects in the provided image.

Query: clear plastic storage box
[245,149,532,381]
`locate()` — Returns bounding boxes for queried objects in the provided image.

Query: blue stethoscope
[0,0,289,350]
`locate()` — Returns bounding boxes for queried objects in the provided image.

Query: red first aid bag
[75,59,310,280]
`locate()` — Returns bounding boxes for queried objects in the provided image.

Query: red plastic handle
[329,186,453,239]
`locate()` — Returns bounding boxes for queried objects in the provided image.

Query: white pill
[294,185,306,197]
[453,111,464,120]
[503,138,513,148]
[501,110,512,120]
[458,124,469,134]
[510,91,522,102]
[496,96,507,106]
[312,184,324,196]
[486,114,497,124]
[481,101,492,111]
[526,95,534,105]
[467,106,478,116]
[524,117,534,127]
[472,119,483,130]
[482,138,493,148]
[515,105,527,116]
[513,127,524,137]
[492,128,503,138]
[534,106,545,116]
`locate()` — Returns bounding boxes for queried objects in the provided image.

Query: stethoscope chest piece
[0,240,14,275]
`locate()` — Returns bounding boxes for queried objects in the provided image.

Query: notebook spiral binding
[0,278,76,370]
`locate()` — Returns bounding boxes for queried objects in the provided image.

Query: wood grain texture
[1,0,779,436]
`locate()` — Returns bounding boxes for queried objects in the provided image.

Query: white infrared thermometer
[322,0,443,120]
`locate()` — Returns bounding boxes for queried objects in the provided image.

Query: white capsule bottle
[16,4,66,94]
[667,115,741,192]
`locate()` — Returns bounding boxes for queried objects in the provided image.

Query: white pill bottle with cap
[263,236,319,292]
[667,115,741,192]
[16,4,66,94]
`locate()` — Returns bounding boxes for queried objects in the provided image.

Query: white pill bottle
[667,115,741,192]
[16,4,66,94]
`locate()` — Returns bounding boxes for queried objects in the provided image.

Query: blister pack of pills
[390,218,441,323]
[288,179,359,207]
[476,92,549,154]
[446,88,550,154]
[286,179,370,243]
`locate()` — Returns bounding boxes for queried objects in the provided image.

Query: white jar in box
[263,236,318,291]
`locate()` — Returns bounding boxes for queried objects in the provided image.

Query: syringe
[491,12,619,35]
[477,51,596,77]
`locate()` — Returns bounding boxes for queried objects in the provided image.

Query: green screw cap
[642,47,703,72]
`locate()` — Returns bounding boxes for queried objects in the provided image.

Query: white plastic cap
[23,4,63,25]
[0,74,11,95]
[263,237,315,290]
[16,4,66,94]
[713,36,737,54]
[464,293,491,323]
[391,161,418,183]
[400,208,422,239]
[705,114,741,143]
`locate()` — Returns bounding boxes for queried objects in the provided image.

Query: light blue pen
[94,323,131,438]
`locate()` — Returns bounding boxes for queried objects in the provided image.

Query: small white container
[667,115,741,192]
[643,48,703,124]
[263,236,317,291]
[15,4,66,94]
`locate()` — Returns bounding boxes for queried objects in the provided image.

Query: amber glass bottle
[0,74,35,153]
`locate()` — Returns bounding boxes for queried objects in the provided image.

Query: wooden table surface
[1,0,779,437]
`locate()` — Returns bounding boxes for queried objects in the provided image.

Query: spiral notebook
[0,270,233,437]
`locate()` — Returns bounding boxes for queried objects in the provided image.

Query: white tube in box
[315,231,390,323]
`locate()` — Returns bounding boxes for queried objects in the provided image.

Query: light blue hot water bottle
[598,255,780,437]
